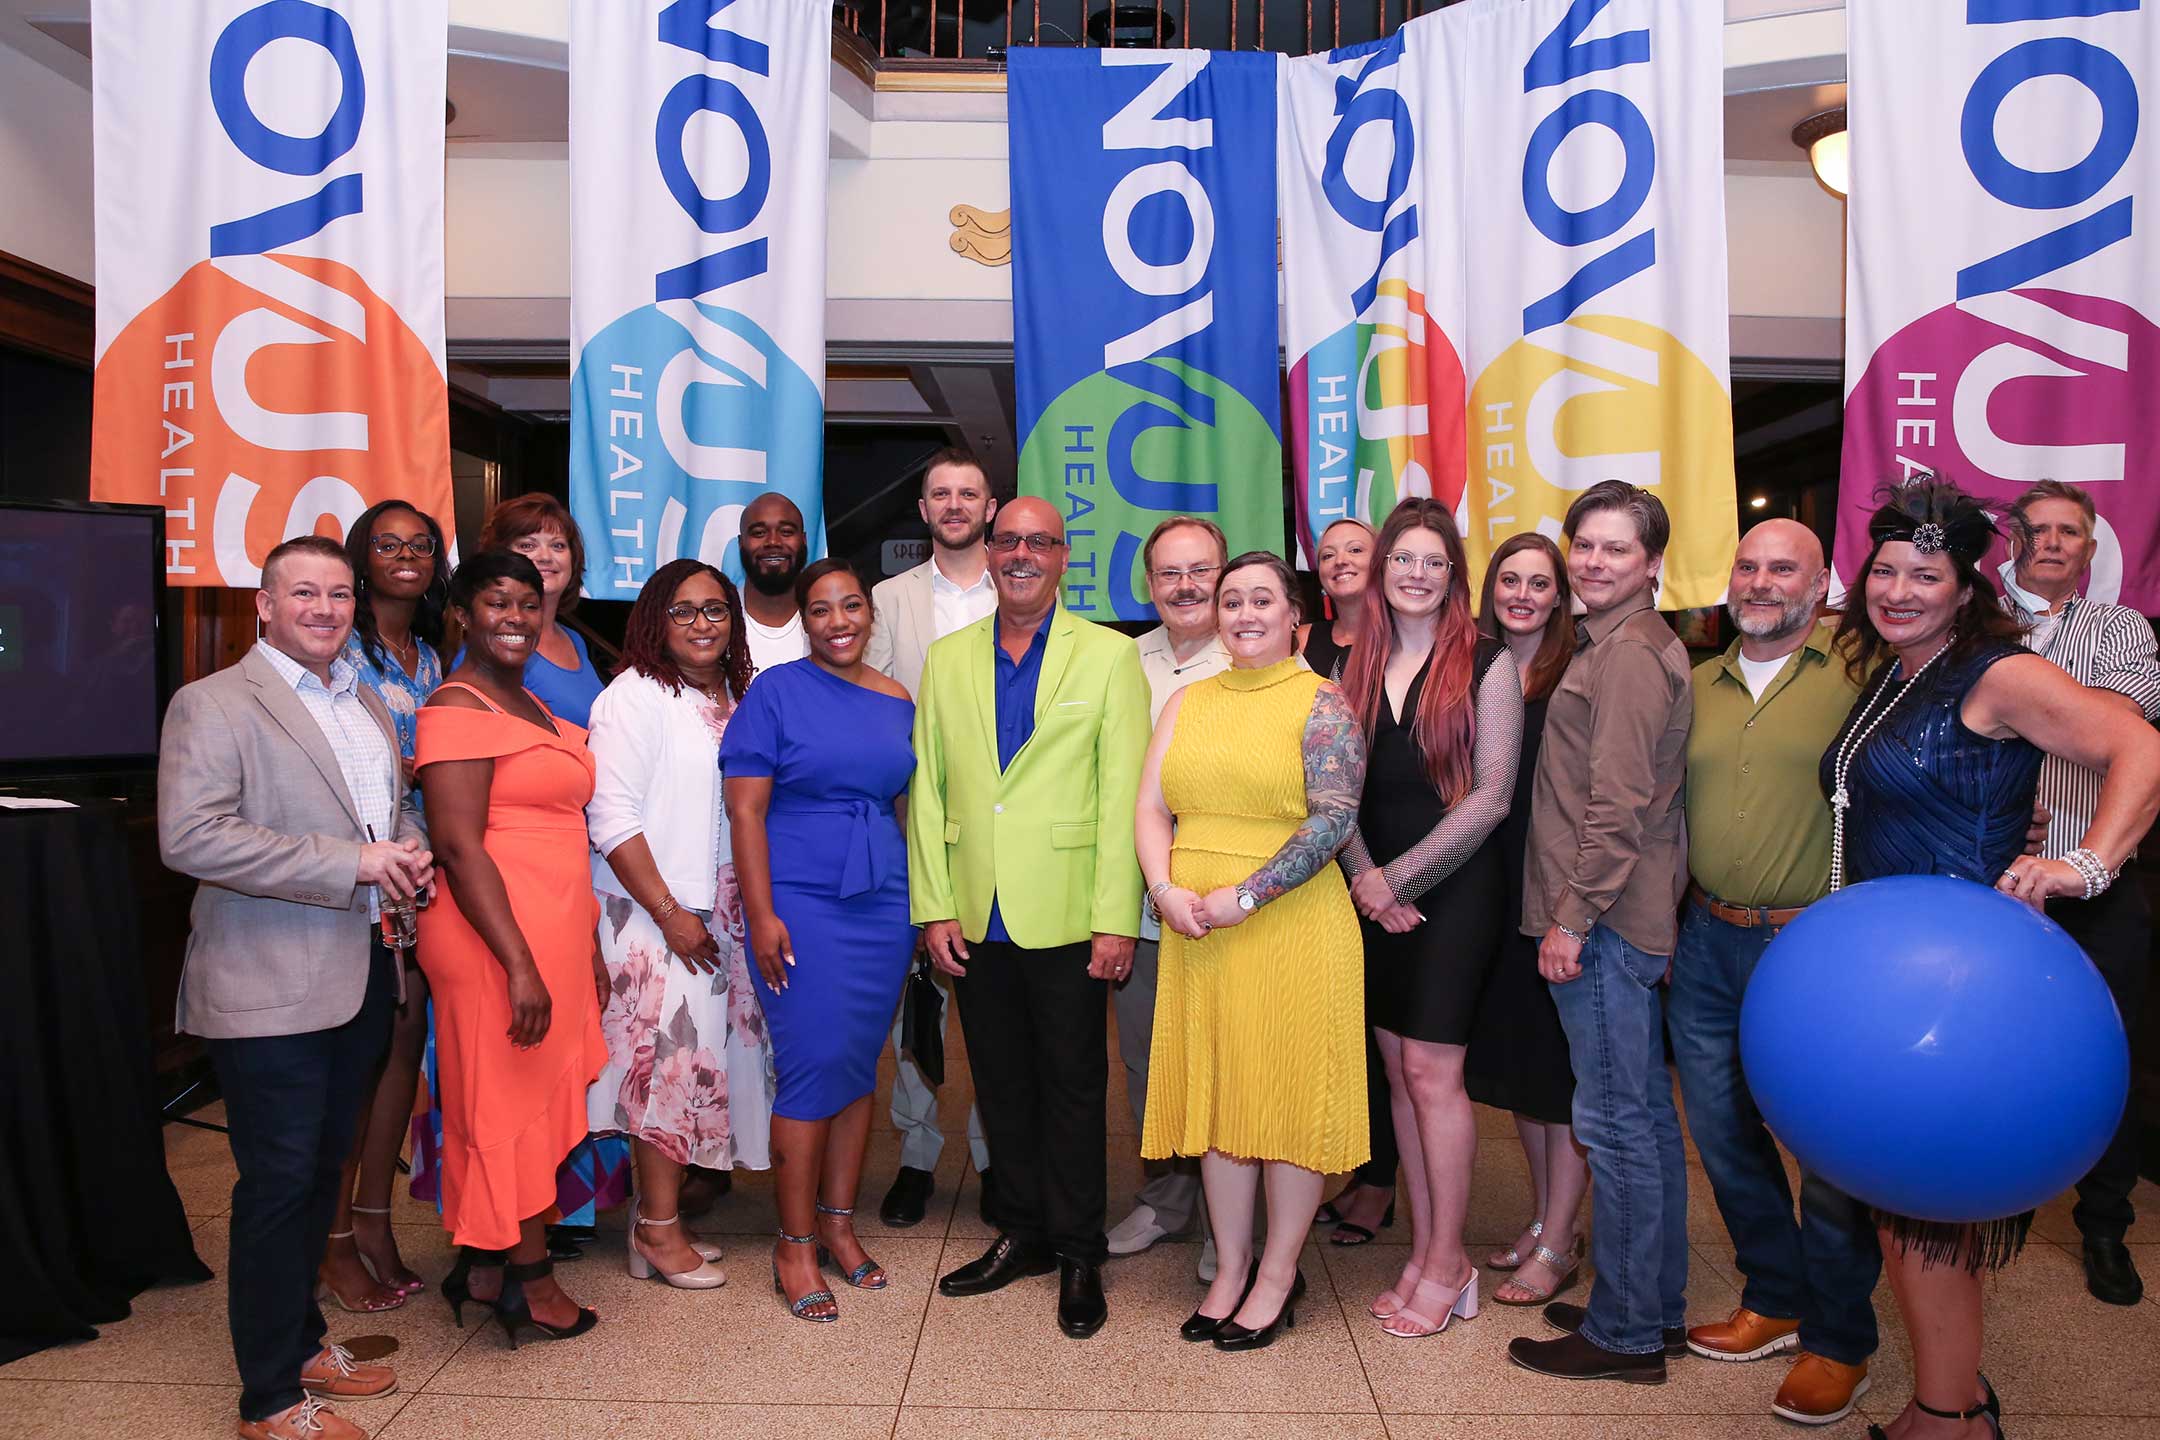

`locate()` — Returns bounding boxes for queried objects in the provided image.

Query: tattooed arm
[1199,681,1368,928]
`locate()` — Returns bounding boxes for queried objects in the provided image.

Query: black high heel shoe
[493,1257,599,1349]
[1181,1260,1258,1341]
[1866,1375,2003,1439]
[441,1247,506,1329]
[1213,1268,1307,1352]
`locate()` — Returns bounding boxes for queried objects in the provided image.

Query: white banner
[1281,0,1735,606]
[569,0,830,600]
[89,0,451,587]
[1840,0,2160,613]
[1280,22,1468,564]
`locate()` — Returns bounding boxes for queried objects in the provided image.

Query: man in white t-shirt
[866,447,1000,1227]
[1112,515,1233,1278]
[739,492,809,676]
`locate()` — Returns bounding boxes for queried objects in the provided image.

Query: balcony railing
[835,0,1467,67]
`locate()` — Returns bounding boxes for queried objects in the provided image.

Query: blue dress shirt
[984,610,1053,943]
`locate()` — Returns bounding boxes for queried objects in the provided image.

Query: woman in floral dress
[585,560,774,1288]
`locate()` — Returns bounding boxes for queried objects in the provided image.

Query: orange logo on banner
[92,253,451,587]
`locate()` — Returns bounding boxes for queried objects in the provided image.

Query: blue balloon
[1739,875,2128,1224]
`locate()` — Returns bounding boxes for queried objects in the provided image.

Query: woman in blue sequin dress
[1821,479,2160,1440]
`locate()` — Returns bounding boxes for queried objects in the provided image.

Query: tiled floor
[7,1034,2157,1440]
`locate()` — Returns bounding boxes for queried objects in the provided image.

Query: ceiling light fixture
[1793,106,1848,199]
[1749,495,1769,510]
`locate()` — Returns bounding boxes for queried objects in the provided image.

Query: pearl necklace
[1827,636,1953,892]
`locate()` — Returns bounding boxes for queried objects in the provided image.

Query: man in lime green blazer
[908,496,1150,1339]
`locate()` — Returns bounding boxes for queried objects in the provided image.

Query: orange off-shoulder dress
[415,685,607,1251]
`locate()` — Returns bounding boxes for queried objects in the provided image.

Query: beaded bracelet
[2064,848,2114,900]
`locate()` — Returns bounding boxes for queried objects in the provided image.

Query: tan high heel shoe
[628,1210,728,1289]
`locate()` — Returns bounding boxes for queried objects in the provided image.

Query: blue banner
[1011,47,1285,621]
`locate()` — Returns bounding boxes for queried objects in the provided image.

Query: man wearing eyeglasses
[909,496,1151,1339]
[866,446,1000,1229]
[1108,516,1232,1275]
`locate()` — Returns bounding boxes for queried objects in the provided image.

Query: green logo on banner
[1021,359,1283,621]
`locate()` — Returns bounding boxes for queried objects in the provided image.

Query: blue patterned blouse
[342,628,444,761]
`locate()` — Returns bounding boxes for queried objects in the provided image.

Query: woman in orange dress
[416,550,607,1347]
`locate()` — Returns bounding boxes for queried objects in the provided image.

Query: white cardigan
[585,668,730,913]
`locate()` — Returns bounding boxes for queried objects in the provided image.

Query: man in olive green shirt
[1669,520,1880,1426]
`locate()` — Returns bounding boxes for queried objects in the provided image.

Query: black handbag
[900,951,946,1086]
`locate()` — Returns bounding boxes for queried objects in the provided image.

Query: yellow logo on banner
[1462,314,1736,609]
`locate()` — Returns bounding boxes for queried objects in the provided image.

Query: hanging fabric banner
[1279,23,1468,564]
[1281,0,1736,606]
[1011,47,1285,621]
[1840,0,2158,612]
[569,0,829,598]
[89,0,452,587]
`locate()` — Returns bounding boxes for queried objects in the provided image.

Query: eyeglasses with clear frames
[371,535,439,559]
[986,532,1067,555]
[666,602,732,626]
[1386,551,1452,576]
[1150,564,1220,585]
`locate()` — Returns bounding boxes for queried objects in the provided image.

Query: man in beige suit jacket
[865,446,998,1226]
[158,536,430,1440]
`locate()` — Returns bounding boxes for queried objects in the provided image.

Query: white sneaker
[1106,1203,1171,1256]
[1196,1234,1218,1283]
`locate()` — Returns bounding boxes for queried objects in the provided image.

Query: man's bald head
[1727,518,1828,647]
[740,491,807,598]
[988,496,1068,621]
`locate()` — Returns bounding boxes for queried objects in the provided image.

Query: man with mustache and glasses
[738,492,811,676]
[909,496,1151,1339]
[866,446,1000,1228]
[2000,481,2160,1308]
[1110,515,1234,1279]
[1667,519,1881,1425]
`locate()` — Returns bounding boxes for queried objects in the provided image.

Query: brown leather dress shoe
[1507,1331,1667,1384]
[1772,1352,1872,1426]
[299,1344,397,1399]
[237,1397,367,1440]
[1686,1304,1801,1362]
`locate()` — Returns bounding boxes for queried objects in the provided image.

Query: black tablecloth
[0,800,209,1364]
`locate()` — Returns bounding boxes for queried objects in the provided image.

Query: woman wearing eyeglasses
[313,501,451,1313]
[584,561,775,1290]
[1338,497,1523,1338]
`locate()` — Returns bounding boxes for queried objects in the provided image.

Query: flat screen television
[0,498,168,773]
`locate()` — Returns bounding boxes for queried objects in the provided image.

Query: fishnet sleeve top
[1342,648,1523,905]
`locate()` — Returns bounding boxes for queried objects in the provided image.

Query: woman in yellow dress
[1136,550,1370,1353]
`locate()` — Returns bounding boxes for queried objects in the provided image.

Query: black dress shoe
[1058,1257,1107,1339]
[1509,1330,1668,1384]
[2084,1237,2145,1306]
[938,1234,1056,1297]
[1181,1261,1258,1341]
[976,1167,998,1225]
[880,1166,935,1228]
[1542,1300,1688,1360]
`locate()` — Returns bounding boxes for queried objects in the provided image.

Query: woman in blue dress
[1822,478,2160,1440]
[318,498,449,1312]
[461,495,624,1238]
[721,557,917,1323]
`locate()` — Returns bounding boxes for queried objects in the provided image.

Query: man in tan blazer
[159,535,431,1440]
[866,446,998,1227]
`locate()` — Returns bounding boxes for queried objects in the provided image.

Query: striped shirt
[2003,594,2160,859]
[255,639,399,913]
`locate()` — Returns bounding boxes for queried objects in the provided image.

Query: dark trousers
[2054,880,2152,1244]
[953,937,1108,1262]
[206,944,396,1421]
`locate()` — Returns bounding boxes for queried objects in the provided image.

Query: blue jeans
[1548,924,1688,1355]
[1668,901,1881,1364]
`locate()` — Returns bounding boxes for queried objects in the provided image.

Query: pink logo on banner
[1840,288,2160,611]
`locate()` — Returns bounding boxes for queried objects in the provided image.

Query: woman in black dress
[1464,532,1588,1307]
[1338,498,1523,1338]
[1826,479,2160,1440]
[1299,517,1396,1247]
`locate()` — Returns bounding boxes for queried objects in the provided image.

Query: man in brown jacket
[1507,481,1693,1386]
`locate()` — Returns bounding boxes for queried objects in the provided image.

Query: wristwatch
[1235,886,1257,913]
